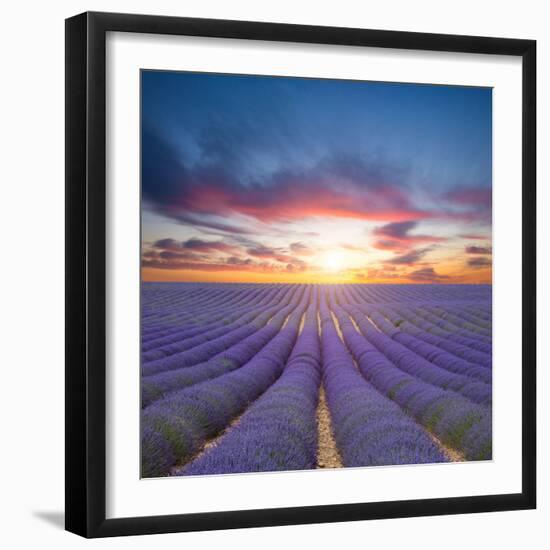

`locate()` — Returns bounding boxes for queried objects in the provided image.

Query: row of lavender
[141,283,492,477]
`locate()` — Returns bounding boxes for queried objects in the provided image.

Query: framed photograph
[65,11,536,538]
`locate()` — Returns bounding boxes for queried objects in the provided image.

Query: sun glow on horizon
[321,250,345,272]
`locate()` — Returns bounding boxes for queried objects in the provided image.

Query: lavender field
[141,283,492,478]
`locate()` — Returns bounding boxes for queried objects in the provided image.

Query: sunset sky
[141,71,492,284]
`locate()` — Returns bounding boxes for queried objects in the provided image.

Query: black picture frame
[65,11,536,538]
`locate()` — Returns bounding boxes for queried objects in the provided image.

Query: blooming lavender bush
[179,299,321,475]
[141,285,289,357]
[141,293,305,407]
[141,283,493,477]
[318,293,447,466]
[328,299,492,460]
[141,292,309,477]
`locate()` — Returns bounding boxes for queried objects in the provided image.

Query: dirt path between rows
[316,387,343,468]
[429,433,466,462]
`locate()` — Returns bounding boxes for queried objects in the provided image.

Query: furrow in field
[316,387,343,469]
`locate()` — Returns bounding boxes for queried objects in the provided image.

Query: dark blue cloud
[141,71,492,228]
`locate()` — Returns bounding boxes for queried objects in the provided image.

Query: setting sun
[321,250,344,272]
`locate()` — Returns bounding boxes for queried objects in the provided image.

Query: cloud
[152,238,182,251]
[142,258,257,272]
[290,242,314,256]
[466,245,492,255]
[145,234,316,273]
[247,245,280,258]
[182,238,240,254]
[407,267,449,283]
[460,234,488,240]
[373,239,405,251]
[142,128,191,207]
[247,245,304,266]
[467,257,492,268]
[226,256,253,266]
[142,252,307,273]
[158,250,199,261]
[143,124,494,232]
[385,246,434,265]
[374,220,417,239]
[179,179,430,224]
[372,220,446,251]
[285,260,307,272]
[440,186,492,223]
[174,213,255,235]
[142,127,435,227]
[142,250,158,259]
[152,237,241,256]
[445,188,492,208]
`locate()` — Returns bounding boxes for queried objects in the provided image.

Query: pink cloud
[174,182,433,224]
[445,188,492,208]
